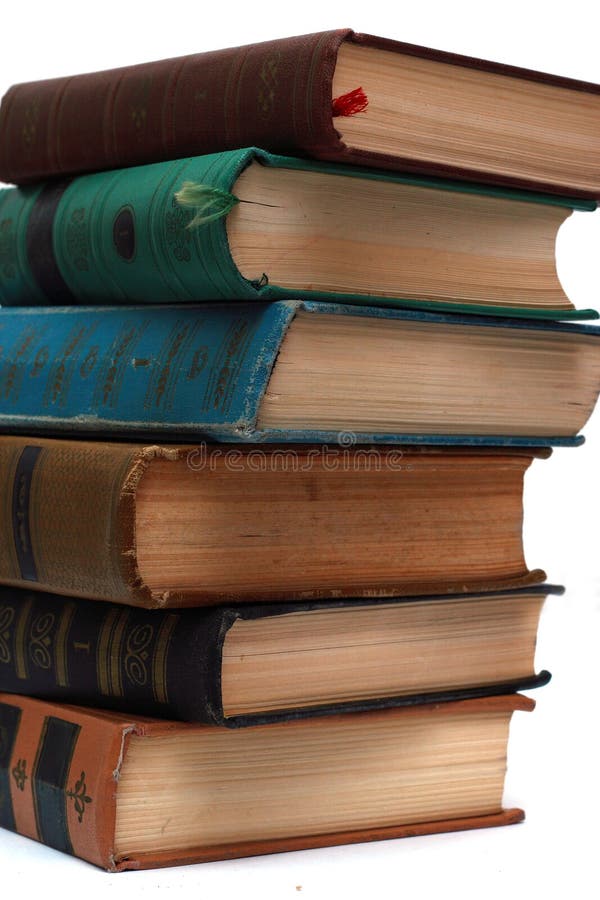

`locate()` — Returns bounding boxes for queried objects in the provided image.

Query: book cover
[0,692,535,870]
[0,585,557,725]
[1,148,594,319]
[0,437,548,608]
[0,301,599,444]
[1,30,599,197]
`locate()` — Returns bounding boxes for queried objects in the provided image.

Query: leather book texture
[0,692,534,870]
[1,30,599,196]
[0,435,548,608]
[0,147,595,318]
[0,585,558,724]
[0,301,598,444]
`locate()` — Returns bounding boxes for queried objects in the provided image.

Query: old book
[0,692,534,870]
[0,436,547,608]
[0,585,556,724]
[1,30,599,197]
[0,303,599,444]
[0,149,596,319]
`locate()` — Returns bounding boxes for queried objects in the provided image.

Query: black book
[0,585,557,726]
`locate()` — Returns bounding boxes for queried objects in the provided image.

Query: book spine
[0,589,226,723]
[0,437,151,606]
[0,151,261,306]
[0,31,347,185]
[0,303,292,436]
[0,693,127,869]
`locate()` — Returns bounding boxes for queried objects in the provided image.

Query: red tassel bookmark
[332,87,369,117]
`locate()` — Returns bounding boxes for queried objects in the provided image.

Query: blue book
[0,301,599,445]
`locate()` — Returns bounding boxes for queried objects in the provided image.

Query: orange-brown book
[0,692,534,871]
[0,437,548,608]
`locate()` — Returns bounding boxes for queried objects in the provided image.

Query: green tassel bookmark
[174,182,240,228]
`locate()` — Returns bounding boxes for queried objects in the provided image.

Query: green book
[0,147,596,319]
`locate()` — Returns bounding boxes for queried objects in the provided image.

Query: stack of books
[0,29,600,872]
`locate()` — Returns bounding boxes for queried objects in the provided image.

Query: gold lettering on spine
[55,603,76,687]
[97,609,118,695]
[97,608,129,697]
[257,52,281,119]
[0,606,15,664]
[110,611,128,698]
[31,716,48,842]
[0,447,24,581]
[14,595,33,679]
[152,614,178,704]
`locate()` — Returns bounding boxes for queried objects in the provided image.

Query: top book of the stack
[1,29,599,197]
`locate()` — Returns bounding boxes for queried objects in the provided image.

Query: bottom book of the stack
[0,693,533,871]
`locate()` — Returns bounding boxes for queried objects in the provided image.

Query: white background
[1,1,599,897]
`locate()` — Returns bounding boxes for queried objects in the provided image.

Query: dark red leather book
[1,29,599,196]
